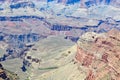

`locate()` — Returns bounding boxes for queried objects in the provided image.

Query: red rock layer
[75,29,120,80]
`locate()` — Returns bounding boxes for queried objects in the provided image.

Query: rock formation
[75,29,120,80]
[0,63,19,80]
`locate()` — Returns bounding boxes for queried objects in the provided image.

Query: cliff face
[10,29,120,80]
[75,29,120,80]
[25,30,120,80]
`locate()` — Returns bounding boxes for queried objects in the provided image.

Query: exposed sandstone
[75,29,120,80]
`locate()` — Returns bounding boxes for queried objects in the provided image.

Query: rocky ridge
[22,29,120,80]
[75,29,120,80]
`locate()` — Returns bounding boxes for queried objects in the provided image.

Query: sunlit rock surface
[0,63,19,80]
[75,29,120,80]
[0,0,119,80]
[30,29,120,80]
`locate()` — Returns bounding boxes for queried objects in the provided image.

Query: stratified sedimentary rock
[75,29,120,80]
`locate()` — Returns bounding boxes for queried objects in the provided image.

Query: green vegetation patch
[38,66,58,70]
